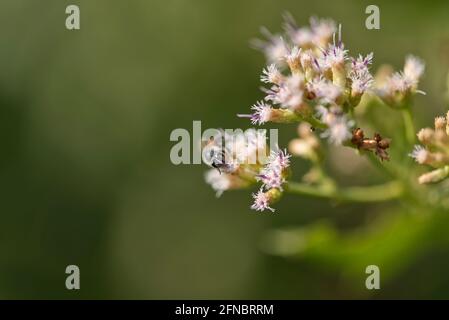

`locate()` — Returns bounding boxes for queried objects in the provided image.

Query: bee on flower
[202,128,291,212]
[201,13,431,213]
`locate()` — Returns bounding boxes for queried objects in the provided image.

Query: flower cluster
[240,16,381,146]
[240,15,425,150]
[202,13,427,213]
[251,150,291,212]
[203,129,291,211]
[410,113,449,184]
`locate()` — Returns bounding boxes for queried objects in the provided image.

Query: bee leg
[212,162,222,174]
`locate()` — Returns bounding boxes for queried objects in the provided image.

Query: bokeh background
[1,0,449,299]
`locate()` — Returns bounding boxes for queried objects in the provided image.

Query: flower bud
[435,116,446,131]
[285,47,302,75]
[417,128,435,145]
[332,63,346,89]
[418,166,449,184]
[289,138,319,162]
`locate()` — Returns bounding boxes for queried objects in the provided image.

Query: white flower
[351,76,373,95]
[251,28,288,63]
[293,28,314,47]
[307,77,342,104]
[251,188,275,212]
[261,64,283,84]
[377,55,425,98]
[267,149,291,171]
[350,71,373,96]
[284,46,302,70]
[349,53,374,95]
[376,72,410,98]
[237,101,273,125]
[257,168,285,190]
[320,111,353,145]
[285,46,301,60]
[299,49,314,68]
[403,55,425,86]
[257,149,291,190]
[351,53,373,73]
[284,17,315,47]
[409,145,428,164]
[322,44,348,68]
[310,16,337,45]
[250,101,273,125]
[390,72,411,92]
[318,24,347,68]
[205,169,231,197]
[299,49,322,74]
[283,14,336,48]
[315,105,330,122]
[261,85,279,103]
[268,74,305,109]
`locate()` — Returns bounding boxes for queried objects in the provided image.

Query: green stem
[286,180,404,203]
[402,108,416,145]
[306,115,327,130]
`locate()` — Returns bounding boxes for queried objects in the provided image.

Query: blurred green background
[0,0,449,299]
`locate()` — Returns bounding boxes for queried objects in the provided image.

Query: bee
[202,131,231,174]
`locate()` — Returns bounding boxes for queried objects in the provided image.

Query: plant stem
[286,180,404,203]
[306,115,327,130]
[402,108,416,145]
